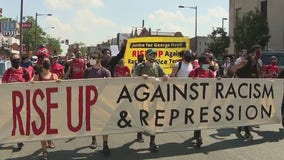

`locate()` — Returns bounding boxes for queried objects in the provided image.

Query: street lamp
[222,17,228,31]
[179,5,197,53]
[19,0,23,55]
[35,12,52,51]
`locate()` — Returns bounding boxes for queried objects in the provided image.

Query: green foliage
[22,16,61,55]
[207,27,230,57]
[233,9,271,52]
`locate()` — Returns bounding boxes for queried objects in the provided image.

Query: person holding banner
[64,49,86,79]
[229,53,262,141]
[131,53,144,75]
[2,53,31,152]
[134,48,169,152]
[170,50,194,77]
[188,54,215,148]
[83,51,112,155]
[33,57,59,160]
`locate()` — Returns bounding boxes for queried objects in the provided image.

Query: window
[260,0,267,18]
[235,8,242,26]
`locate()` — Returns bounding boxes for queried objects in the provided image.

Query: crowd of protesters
[1,40,284,159]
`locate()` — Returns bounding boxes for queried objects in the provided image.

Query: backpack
[6,67,30,83]
[175,61,182,77]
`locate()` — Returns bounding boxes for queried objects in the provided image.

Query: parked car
[0,60,11,82]
[261,50,284,71]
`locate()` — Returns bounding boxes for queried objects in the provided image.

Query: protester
[206,52,220,77]
[1,53,31,152]
[170,50,194,77]
[20,51,35,81]
[84,51,111,155]
[235,49,248,64]
[230,53,262,141]
[221,56,234,78]
[131,53,144,74]
[188,54,215,148]
[134,48,169,152]
[33,57,59,160]
[50,54,65,79]
[263,56,280,78]
[64,49,85,79]
[101,39,127,77]
[35,44,50,74]
[114,58,130,77]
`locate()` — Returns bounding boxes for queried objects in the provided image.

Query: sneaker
[47,140,55,149]
[103,143,110,155]
[136,132,144,143]
[235,131,244,139]
[244,134,253,141]
[12,143,24,152]
[41,150,48,160]
[282,117,284,127]
[89,140,97,149]
[195,138,203,148]
[149,143,159,152]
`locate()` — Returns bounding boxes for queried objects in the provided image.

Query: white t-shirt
[175,61,193,77]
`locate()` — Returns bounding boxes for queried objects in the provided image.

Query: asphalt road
[1,124,284,160]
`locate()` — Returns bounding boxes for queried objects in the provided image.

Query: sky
[1,0,229,53]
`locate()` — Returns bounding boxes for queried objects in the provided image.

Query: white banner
[0,78,283,144]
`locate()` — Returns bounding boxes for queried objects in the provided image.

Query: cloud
[147,6,228,37]
[149,9,187,22]
[45,0,104,9]
[73,9,115,32]
[208,6,228,18]
[45,17,74,39]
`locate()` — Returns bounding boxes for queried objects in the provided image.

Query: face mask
[184,55,193,62]
[90,59,97,66]
[147,54,156,62]
[271,61,277,65]
[21,54,28,60]
[76,53,81,58]
[11,59,21,69]
[42,60,51,70]
[138,56,144,63]
[202,64,210,70]
[256,51,262,58]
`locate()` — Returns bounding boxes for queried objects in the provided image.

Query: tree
[45,36,62,55]
[207,27,230,57]
[22,16,61,55]
[233,9,271,52]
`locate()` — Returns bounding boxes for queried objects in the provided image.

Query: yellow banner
[124,37,190,74]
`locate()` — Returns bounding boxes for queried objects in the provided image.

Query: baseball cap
[146,49,156,55]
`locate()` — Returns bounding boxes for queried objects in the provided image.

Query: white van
[0,60,11,81]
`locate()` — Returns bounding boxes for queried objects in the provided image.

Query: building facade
[229,0,284,55]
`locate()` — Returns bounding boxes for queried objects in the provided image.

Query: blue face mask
[202,64,210,70]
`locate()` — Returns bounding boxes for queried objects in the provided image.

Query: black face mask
[42,60,51,70]
[184,55,193,62]
[138,56,144,63]
[11,59,21,69]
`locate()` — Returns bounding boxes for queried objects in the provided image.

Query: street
[1,124,284,160]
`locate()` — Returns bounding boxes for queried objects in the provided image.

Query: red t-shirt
[51,63,64,78]
[263,64,279,78]
[189,67,215,78]
[71,59,85,79]
[1,67,30,83]
[115,65,130,77]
